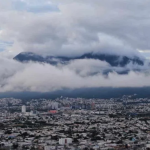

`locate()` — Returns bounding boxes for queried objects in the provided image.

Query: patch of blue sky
[12,0,59,13]
[0,40,13,52]
[140,51,150,59]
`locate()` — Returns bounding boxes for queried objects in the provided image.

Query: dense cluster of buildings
[0,96,150,149]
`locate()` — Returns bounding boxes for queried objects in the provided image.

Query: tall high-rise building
[22,105,26,113]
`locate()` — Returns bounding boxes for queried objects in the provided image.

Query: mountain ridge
[13,52,144,67]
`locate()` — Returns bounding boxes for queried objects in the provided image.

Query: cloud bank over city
[0,0,150,93]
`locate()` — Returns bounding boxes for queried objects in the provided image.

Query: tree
[12,143,18,149]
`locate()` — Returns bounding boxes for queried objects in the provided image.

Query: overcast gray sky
[0,0,150,92]
[0,0,150,57]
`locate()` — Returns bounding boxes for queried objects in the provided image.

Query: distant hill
[1,87,150,100]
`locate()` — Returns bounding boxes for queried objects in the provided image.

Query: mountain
[14,52,144,67]
[1,87,150,100]
[78,53,144,67]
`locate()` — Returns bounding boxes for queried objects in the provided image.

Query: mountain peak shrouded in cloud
[13,51,147,76]
[14,51,144,67]
[1,0,150,96]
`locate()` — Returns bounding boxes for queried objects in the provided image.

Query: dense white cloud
[0,57,149,92]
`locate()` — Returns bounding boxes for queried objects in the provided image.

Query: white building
[44,146,55,150]
[51,102,59,110]
[22,105,26,113]
[59,138,72,145]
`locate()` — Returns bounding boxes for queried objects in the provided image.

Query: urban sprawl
[0,96,150,150]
